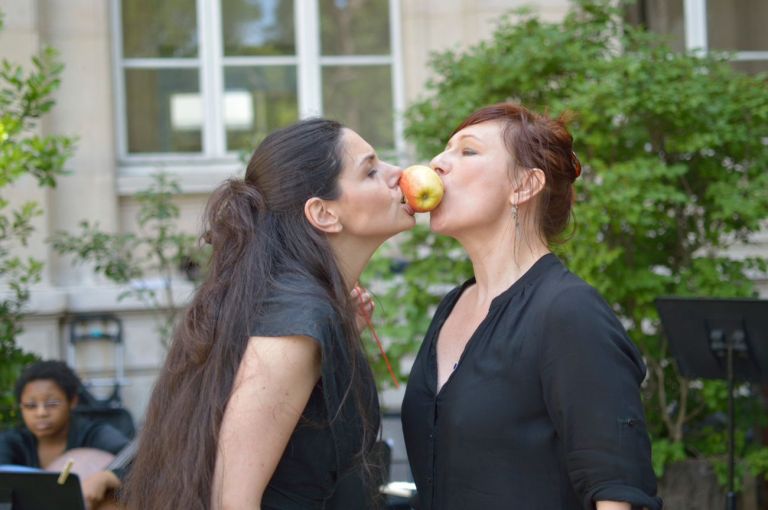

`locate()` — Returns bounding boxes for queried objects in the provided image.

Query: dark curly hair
[14,360,82,403]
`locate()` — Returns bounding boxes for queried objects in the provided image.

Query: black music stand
[655,297,768,510]
[0,468,85,510]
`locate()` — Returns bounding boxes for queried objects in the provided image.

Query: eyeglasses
[20,400,64,411]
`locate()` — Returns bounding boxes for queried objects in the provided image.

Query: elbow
[210,486,263,510]
[217,504,261,510]
[212,497,262,510]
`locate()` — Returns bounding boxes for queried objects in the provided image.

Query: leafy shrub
[0,12,74,427]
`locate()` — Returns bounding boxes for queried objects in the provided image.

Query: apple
[399,164,444,212]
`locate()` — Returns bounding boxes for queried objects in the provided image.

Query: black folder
[0,467,85,510]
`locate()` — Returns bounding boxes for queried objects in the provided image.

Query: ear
[304,197,342,234]
[510,168,546,206]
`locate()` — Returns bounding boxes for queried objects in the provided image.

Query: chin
[390,220,415,237]
[428,207,448,234]
[429,220,449,236]
[396,207,416,230]
[429,213,467,240]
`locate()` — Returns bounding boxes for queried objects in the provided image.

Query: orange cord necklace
[354,286,400,389]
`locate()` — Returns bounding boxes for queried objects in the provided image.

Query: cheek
[437,177,510,229]
[341,193,398,234]
[50,408,71,424]
[20,410,34,424]
[450,180,503,210]
[348,186,391,214]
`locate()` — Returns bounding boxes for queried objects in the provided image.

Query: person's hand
[352,285,375,333]
[81,470,120,510]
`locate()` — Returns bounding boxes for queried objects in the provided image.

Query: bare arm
[211,335,322,510]
[81,470,120,510]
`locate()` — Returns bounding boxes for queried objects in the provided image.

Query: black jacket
[0,415,130,479]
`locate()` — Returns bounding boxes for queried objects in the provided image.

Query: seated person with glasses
[0,360,130,509]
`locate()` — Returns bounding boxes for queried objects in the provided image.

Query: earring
[512,203,522,264]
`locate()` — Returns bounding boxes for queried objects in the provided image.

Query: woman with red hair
[402,102,661,510]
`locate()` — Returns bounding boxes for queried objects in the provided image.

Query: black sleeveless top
[250,273,379,510]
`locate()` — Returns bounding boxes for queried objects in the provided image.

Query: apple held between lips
[399,165,444,213]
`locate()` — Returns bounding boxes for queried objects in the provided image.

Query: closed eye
[367,168,379,178]
[462,148,478,156]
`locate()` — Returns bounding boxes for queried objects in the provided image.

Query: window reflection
[168,91,255,132]
[320,0,390,55]
[708,0,768,52]
[126,69,202,153]
[170,93,204,131]
[122,0,198,58]
[624,0,685,52]
[224,66,298,151]
[224,91,255,130]
[322,65,393,149]
[222,0,295,56]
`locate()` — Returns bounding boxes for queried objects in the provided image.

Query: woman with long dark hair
[401,103,661,509]
[123,118,415,509]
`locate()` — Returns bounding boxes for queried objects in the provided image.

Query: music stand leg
[0,487,11,510]
[726,339,737,510]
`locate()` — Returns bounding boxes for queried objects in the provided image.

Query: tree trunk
[658,459,760,510]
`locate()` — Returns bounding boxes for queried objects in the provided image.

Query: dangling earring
[512,203,522,265]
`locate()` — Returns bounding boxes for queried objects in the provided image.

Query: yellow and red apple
[399,165,444,213]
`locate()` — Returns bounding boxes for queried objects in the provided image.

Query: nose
[385,162,403,188]
[430,153,448,175]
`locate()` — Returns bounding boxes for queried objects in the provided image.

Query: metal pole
[726,333,737,510]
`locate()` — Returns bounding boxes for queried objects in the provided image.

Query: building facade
[2,0,766,421]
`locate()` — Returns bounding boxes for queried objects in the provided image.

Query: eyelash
[367,168,378,178]
[462,148,477,156]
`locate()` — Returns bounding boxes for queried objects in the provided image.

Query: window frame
[110,0,405,194]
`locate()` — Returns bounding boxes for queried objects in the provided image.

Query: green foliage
[365,0,768,482]
[0,11,74,428]
[745,447,768,482]
[51,173,210,347]
[651,438,687,478]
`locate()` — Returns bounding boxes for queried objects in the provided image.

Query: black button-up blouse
[401,254,662,510]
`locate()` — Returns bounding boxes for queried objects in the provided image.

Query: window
[112,0,403,183]
[625,0,686,52]
[625,0,768,74]
[705,0,768,74]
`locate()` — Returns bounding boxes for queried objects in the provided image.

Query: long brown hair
[123,119,374,510]
[452,102,581,243]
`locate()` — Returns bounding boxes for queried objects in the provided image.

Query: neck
[35,427,69,448]
[457,223,549,306]
[328,235,383,292]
